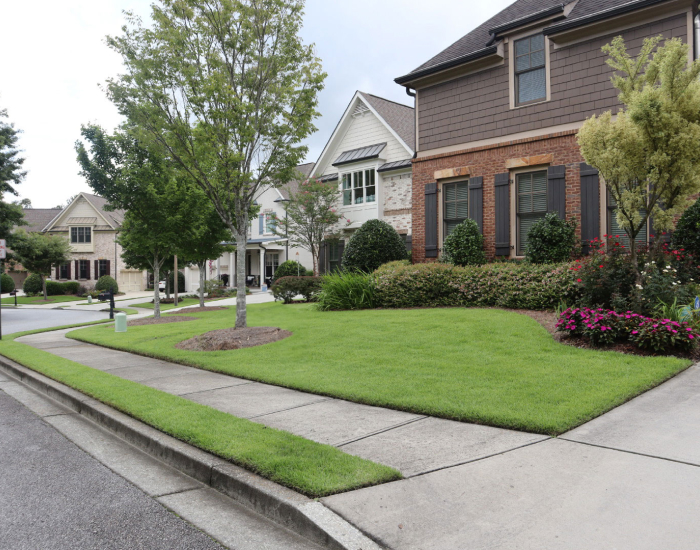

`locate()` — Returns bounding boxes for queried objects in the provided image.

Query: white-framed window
[342,169,376,206]
[514,33,546,106]
[71,226,91,244]
[265,253,279,280]
[516,170,548,256]
[264,212,276,234]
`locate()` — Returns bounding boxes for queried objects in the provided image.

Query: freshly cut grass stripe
[0,335,400,497]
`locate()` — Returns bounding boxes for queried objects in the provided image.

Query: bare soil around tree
[175,326,292,352]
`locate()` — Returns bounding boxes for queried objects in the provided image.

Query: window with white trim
[514,34,546,106]
[264,212,276,234]
[341,169,376,206]
[71,226,91,244]
[516,170,548,256]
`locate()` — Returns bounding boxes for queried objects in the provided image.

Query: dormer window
[71,227,91,244]
[514,33,546,106]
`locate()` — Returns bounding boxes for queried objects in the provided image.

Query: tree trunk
[42,275,47,300]
[165,270,171,299]
[311,245,318,277]
[153,260,161,319]
[235,230,247,328]
[198,260,206,308]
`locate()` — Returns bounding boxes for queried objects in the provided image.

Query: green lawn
[131,297,226,311]
[69,303,692,435]
[2,295,85,305]
[0,329,400,497]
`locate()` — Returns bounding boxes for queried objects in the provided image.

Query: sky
[0,0,513,208]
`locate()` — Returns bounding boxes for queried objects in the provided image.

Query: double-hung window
[328,242,341,272]
[98,259,109,278]
[78,260,90,280]
[515,34,546,105]
[342,170,376,206]
[443,181,469,237]
[59,263,70,280]
[71,227,91,244]
[516,171,548,255]
[607,192,648,246]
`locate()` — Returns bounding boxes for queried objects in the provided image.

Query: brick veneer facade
[412,130,585,263]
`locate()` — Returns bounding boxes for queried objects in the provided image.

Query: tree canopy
[0,108,26,249]
[12,230,71,299]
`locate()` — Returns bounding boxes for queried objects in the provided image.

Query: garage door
[119,270,142,292]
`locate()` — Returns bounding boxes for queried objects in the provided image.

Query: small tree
[671,198,700,259]
[273,178,347,275]
[342,220,408,273]
[578,36,700,279]
[0,107,27,256]
[524,214,578,264]
[441,219,486,266]
[12,230,71,299]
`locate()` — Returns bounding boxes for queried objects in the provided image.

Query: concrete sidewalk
[17,328,700,549]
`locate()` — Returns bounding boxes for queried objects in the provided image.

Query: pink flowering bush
[556,307,698,353]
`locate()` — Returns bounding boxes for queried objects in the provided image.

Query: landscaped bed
[68,302,692,435]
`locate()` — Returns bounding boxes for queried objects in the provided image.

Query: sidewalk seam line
[335,416,429,447]
[558,437,700,468]
[246,397,334,419]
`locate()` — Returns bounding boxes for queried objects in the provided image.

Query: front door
[265,253,279,282]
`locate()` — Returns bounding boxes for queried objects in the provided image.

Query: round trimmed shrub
[441,219,486,266]
[342,220,408,273]
[1,273,15,294]
[672,198,700,258]
[525,213,578,264]
[168,270,185,293]
[23,273,43,296]
[272,260,311,283]
[95,275,119,294]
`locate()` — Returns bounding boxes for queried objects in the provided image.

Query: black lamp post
[273,198,290,260]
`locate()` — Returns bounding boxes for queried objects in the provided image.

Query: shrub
[672,197,700,259]
[441,219,486,266]
[525,213,578,264]
[168,271,185,293]
[271,276,322,304]
[95,275,119,294]
[45,281,67,296]
[372,261,580,310]
[23,273,44,296]
[62,281,80,295]
[316,271,377,311]
[1,273,14,294]
[342,220,408,273]
[272,260,312,283]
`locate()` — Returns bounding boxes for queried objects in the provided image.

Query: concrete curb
[0,355,384,550]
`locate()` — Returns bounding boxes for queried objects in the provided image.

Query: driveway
[2,308,109,335]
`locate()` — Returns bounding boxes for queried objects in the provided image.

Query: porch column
[216,257,221,280]
[259,248,265,288]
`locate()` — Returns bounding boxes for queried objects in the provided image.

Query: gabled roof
[21,209,63,233]
[277,162,315,200]
[396,0,662,85]
[43,192,125,232]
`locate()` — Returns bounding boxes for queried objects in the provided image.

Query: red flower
[577,278,582,282]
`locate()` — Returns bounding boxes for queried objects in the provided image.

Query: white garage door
[119,270,142,292]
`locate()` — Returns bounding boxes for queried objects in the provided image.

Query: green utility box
[114,312,127,333]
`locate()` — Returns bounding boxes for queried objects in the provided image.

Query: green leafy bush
[372,261,580,310]
[46,281,67,296]
[441,219,486,266]
[672,198,700,258]
[272,260,312,283]
[23,273,44,296]
[525,213,578,264]
[168,271,185,293]
[316,271,377,311]
[271,276,322,304]
[62,281,80,294]
[95,275,119,294]
[1,273,15,294]
[342,220,408,273]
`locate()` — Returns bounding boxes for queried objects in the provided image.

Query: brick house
[395,0,697,262]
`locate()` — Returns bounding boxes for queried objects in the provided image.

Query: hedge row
[23,274,81,296]
[372,261,580,311]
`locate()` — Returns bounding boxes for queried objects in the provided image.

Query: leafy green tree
[273,178,347,275]
[671,198,700,259]
[105,0,325,328]
[0,108,26,253]
[578,36,700,276]
[12,230,71,299]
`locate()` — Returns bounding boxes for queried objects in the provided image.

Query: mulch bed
[171,306,229,313]
[128,316,198,327]
[175,326,292,352]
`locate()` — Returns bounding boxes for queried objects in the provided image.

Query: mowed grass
[0,330,400,497]
[2,295,84,305]
[69,303,692,435]
[131,297,226,311]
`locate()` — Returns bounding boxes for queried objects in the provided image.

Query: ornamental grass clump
[316,271,377,311]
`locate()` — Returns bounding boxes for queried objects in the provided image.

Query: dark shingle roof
[21,209,63,233]
[278,162,315,199]
[359,92,415,151]
[82,193,125,228]
[397,0,658,83]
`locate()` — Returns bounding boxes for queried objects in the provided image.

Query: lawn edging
[0,354,386,550]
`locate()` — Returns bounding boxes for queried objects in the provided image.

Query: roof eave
[395,45,499,86]
[543,0,671,35]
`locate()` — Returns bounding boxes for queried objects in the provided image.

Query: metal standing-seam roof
[377,159,413,173]
[332,143,387,167]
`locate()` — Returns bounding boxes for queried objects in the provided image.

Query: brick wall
[412,131,585,263]
[382,171,413,234]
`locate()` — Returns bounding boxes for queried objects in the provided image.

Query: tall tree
[578,36,700,276]
[272,178,347,275]
[12,231,71,299]
[0,108,26,248]
[105,0,325,328]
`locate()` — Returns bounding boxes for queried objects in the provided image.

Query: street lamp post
[273,198,290,260]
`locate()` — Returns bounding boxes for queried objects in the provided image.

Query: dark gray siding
[417,14,688,151]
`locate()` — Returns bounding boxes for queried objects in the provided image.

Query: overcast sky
[0,0,512,208]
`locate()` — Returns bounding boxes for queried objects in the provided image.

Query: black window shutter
[547,165,566,219]
[424,182,438,258]
[494,173,511,256]
[67,262,71,280]
[74,260,79,279]
[94,260,99,280]
[468,176,483,234]
[337,240,345,270]
[318,242,326,275]
[580,163,600,255]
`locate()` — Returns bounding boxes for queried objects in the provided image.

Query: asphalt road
[0,307,109,335]
[0,389,225,550]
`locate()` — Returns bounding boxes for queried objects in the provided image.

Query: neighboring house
[395,0,694,262]
[36,193,147,291]
[307,91,415,272]
[183,164,316,292]
[6,208,62,288]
